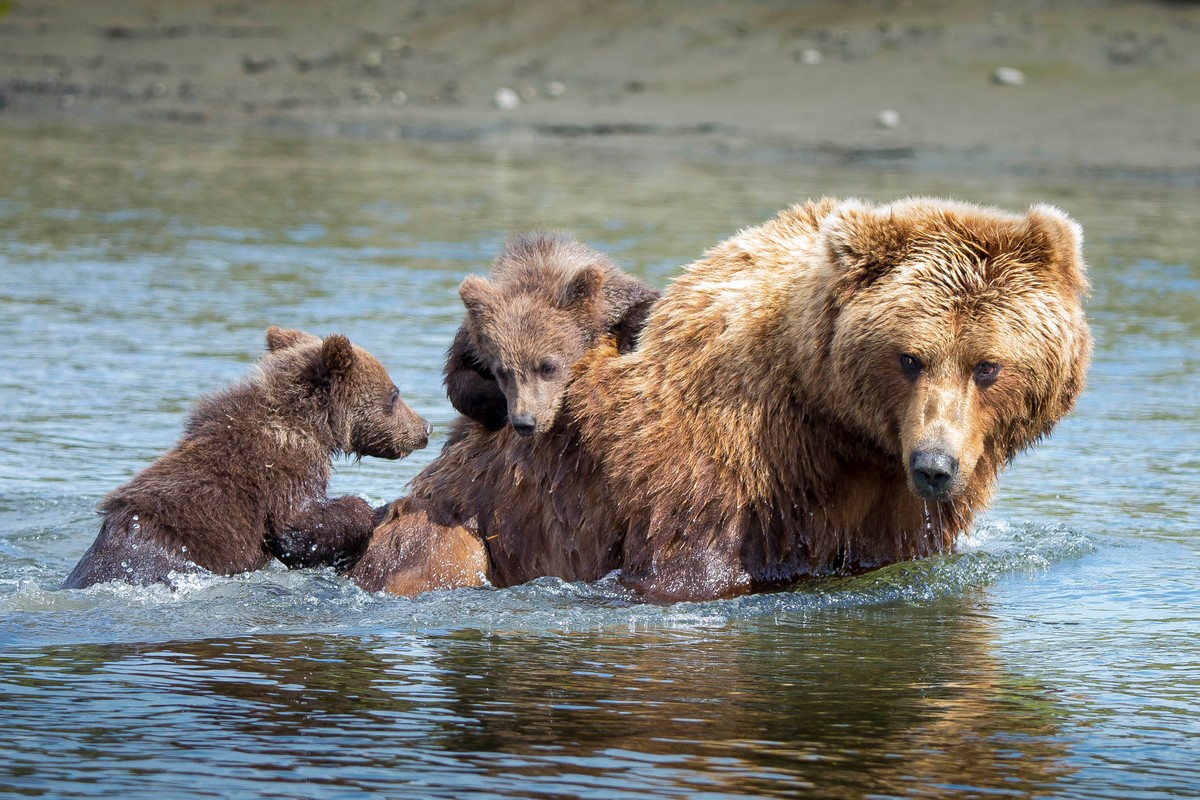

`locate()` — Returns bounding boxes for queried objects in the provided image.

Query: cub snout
[509,413,537,437]
[401,412,432,453]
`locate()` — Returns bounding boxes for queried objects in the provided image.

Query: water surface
[1,121,1197,799]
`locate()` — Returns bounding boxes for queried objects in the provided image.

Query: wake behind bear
[61,327,430,590]
[357,197,1092,602]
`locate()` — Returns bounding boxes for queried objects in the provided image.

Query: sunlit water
[1,120,1197,799]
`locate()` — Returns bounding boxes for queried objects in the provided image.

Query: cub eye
[973,361,1001,387]
[899,353,923,379]
[539,360,559,378]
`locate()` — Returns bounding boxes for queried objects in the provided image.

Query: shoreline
[2,0,1198,185]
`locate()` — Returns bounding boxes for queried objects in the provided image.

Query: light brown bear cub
[62,327,429,589]
[444,233,659,435]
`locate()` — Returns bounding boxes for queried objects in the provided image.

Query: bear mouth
[359,430,429,460]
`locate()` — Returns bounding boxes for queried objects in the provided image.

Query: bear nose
[909,450,959,499]
[510,414,536,437]
[411,417,430,448]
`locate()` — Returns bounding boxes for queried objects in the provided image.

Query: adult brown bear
[354,197,1091,602]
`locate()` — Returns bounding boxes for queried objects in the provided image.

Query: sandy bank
[1,0,1198,182]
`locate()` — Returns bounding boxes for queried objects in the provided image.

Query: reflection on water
[4,599,1073,799]
[1,120,1199,798]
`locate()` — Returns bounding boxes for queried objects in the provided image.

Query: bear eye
[899,353,923,379]
[389,386,400,403]
[539,360,559,378]
[973,361,1001,387]
[494,366,510,382]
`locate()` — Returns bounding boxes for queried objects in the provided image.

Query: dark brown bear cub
[61,327,430,590]
[444,233,659,435]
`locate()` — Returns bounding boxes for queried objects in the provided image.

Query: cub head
[821,198,1091,503]
[458,261,606,437]
[265,326,430,459]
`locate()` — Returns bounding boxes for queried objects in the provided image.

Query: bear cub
[445,233,659,435]
[62,327,430,589]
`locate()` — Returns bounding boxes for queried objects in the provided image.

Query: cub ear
[558,265,604,311]
[318,334,355,384]
[265,326,319,352]
[1026,204,1089,297]
[458,275,496,318]
[823,200,911,302]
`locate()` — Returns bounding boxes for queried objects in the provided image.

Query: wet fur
[363,198,1090,602]
[349,413,617,593]
[444,233,659,433]
[62,328,429,589]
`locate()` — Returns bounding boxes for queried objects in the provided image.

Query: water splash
[1,519,1094,649]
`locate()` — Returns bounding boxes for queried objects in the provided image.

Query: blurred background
[1,0,1197,178]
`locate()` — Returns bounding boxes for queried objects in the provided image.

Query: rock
[391,90,408,107]
[544,80,566,99]
[290,51,339,72]
[877,108,901,129]
[518,85,538,103]
[798,47,822,65]
[991,66,1025,86]
[879,24,904,48]
[1106,33,1162,66]
[360,50,384,74]
[492,87,520,110]
[352,83,381,105]
[242,54,277,74]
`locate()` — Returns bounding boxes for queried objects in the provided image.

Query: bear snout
[407,416,432,451]
[509,413,537,437]
[908,450,960,501]
[366,410,430,459]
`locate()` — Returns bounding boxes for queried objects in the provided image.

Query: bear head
[264,326,430,459]
[820,198,1091,504]
[458,262,607,437]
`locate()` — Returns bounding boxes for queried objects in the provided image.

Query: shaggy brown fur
[444,233,659,435]
[62,327,430,589]
[349,414,616,593]
[348,495,490,595]
[363,198,1091,602]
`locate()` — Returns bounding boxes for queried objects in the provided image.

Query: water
[1,120,1198,799]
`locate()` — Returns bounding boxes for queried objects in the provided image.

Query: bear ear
[824,201,911,301]
[265,326,319,353]
[1025,204,1089,297]
[458,275,497,318]
[558,265,604,312]
[317,334,355,384]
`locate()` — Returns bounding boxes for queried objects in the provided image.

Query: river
[1,121,1198,799]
